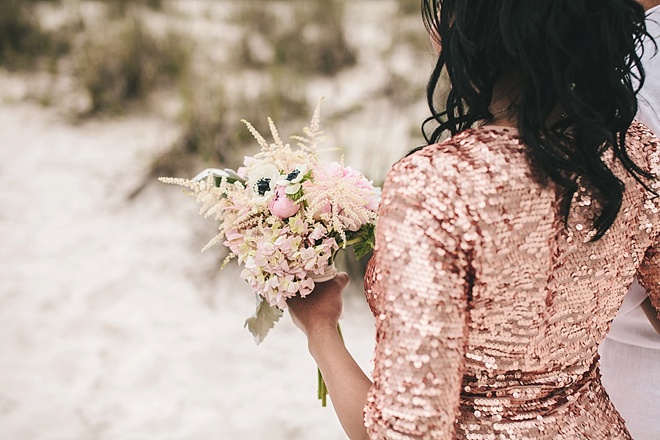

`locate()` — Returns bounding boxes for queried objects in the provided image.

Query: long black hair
[421,0,655,240]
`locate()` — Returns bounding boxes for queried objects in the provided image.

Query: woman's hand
[287,272,350,338]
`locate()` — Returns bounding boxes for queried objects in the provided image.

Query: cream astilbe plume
[291,98,326,154]
[240,118,270,150]
[268,117,284,148]
[241,120,315,174]
[158,175,230,221]
[241,100,328,177]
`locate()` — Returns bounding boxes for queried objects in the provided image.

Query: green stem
[341,237,363,247]
[317,323,343,407]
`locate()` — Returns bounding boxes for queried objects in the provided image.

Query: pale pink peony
[268,186,300,219]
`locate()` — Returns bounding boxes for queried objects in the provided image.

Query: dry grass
[0,0,68,69]
[76,15,192,115]
[2,0,431,285]
[234,1,356,76]
[100,0,166,17]
[396,0,422,16]
[149,81,231,181]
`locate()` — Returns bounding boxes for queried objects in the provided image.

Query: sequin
[363,123,660,439]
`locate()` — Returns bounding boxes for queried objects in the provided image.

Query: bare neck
[487,75,566,129]
[486,74,523,128]
[639,0,660,11]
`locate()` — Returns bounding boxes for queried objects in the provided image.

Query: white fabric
[607,279,660,350]
[604,5,660,351]
[637,6,660,137]
[600,7,660,440]
[600,338,660,440]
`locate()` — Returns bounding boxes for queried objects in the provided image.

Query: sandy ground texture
[0,102,377,440]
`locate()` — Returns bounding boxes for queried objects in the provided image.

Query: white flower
[277,164,308,195]
[248,164,280,202]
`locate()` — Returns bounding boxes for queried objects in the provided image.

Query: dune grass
[76,15,192,115]
[233,1,356,76]
[0,0,63,68]
[101,0,166,17]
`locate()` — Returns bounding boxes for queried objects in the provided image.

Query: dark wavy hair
[421,0,655,240]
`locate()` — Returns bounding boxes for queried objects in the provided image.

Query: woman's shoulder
[410,124,520,158]
[382,126,526,220]
[388,125,524,186]
[629,120,660,144]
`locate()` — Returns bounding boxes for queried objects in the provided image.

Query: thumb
[334,272,350,289]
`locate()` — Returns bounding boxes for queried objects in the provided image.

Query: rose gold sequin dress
[363,123,660,439]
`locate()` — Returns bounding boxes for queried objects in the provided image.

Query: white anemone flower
[277,164,308,195]
[248,164,280,201]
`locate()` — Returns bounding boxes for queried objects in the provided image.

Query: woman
[287,0,660,438]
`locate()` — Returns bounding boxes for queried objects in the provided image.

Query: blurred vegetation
[149,80,231,180]
[99,0,165,17]
[77,16,192,115]
[151,0,359,182]
[234,1,356,76]
[0,0,70,69]
[395,0,422,16]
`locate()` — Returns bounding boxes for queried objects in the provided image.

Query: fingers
[287,273,350,335]
[287,272,350,307]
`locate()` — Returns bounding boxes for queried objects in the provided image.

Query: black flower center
[286,170,300,181]
[255,178,271,196]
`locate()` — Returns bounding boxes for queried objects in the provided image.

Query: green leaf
[288,187,305,201]
[244,295,284,345]
[348,223,376,260]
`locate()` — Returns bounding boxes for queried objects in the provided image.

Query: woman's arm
[362,154,471,439]
[287,275,372,440]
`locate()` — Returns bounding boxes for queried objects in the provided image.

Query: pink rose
[268,186,300,219]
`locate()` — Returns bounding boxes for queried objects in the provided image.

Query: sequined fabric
[363,123,660,439]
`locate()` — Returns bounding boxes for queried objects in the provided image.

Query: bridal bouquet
[160,101,378,345]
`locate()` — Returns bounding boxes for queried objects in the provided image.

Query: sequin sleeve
[635,123,660,319]
[363,152,473,439]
